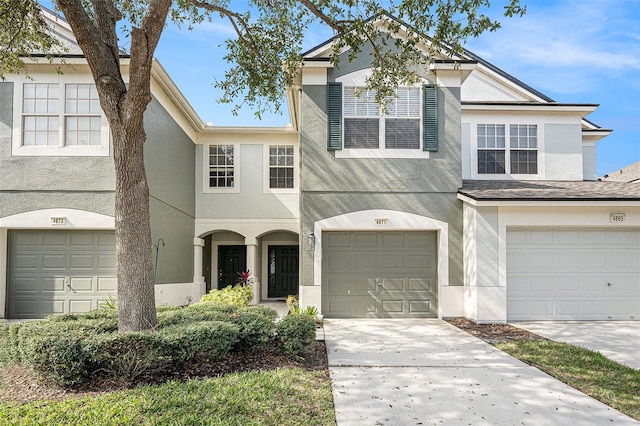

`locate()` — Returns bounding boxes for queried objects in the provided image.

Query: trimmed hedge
[158,320,240,362]
[1,303,313,388]
[276,314,317,356]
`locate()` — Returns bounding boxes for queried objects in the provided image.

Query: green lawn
[497,340,640,421]
[0,368,336,425]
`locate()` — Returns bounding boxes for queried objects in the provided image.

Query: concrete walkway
[514,321,640,370]
[324,319,638,425]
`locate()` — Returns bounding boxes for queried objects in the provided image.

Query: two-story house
[1,11,638,322]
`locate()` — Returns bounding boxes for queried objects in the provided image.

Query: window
[327,81,437,157]
[477,124,506,174]
[343,86,421,149]
[15,81,109,156]
[209,145,235,188]
[269,145,294,189]
[477,124,538,175]
[509,125,538,174]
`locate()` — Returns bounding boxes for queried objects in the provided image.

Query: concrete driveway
[513,321,640,370]
[323,319,637,425]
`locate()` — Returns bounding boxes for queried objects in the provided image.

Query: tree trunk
[111,121,157,332]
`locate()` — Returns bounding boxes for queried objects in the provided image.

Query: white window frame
[12,76,110,157]
[474,122,540,178]
[263,144,298,193]
[335,69,430,159]
[203,143,240,194]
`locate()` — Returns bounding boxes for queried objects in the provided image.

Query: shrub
[237,305,278,321]
[157,304,240,328]
[199,285,253,306]
[83,332,170,383]
[20,324,93,387]
[158,321,240,362]
[0,322,11,365]
[231,311,275,352]
[276,314,316,356]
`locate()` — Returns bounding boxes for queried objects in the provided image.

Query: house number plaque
[609,212,626,223]
[374,218,389,225]
[50,217,67,225]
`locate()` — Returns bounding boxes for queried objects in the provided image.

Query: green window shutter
[422,84,438,152]
[327,82,342,150]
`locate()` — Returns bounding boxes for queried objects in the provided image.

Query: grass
[496,339,640,421]
[0,368,336,425]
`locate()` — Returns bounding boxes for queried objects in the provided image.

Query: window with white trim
[15,81,109,156]
[343,86,421,149]
[477,124,537,175]
[268,145,294,189]
[208,144,235,188]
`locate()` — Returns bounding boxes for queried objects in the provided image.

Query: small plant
[286,294,299,313]
[236,270,252,286]
[199,285,253,306]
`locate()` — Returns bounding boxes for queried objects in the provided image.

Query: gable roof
[601,161,640,183]
[302,14,610,134]
[458,180,640,202]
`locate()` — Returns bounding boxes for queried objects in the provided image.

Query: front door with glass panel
[268,246,299,298]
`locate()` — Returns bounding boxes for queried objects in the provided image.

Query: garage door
[507,228,640,321]
[8,230,117,319]
[322,231,437,318]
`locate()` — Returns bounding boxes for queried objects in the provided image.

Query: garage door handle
[66,278,76,293]
[607,282,613,287]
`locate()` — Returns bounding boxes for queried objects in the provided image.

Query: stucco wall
[195,133,299,220]
[0,81,115,191]
[544,124,583,181]
[144,97,196,285]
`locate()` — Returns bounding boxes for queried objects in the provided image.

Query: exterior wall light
[308,231,316,251]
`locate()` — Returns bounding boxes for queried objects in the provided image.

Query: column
[245,237,258,304]
[193,237,206,301]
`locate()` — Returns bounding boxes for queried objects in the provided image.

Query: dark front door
[268,245,299,298]
[218,245,246,289]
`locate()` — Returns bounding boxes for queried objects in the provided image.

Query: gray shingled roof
[601,161,640,183]
[458,180,640,201]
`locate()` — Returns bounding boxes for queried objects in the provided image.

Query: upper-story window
[209,144,235,188]
[13,81,109,156]
[343,87,421,150]
[477,124,537,175]
[268,145,294,189]
[327,81,437,158]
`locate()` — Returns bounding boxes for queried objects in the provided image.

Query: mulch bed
[446,317,546,344]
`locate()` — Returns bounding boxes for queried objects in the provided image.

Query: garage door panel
[409,300,432,314]
[69,299,94,314]
[408,277,434,292]
[13,277,40,293]
[98,277,117,292]
[42,254,66,269]
[323,231,437,318]
[381,233,404,248]
[97,233,116,247]
[42,232,67,247]
[42,277,65,292]
[41,300,65,316]
[381,255,404,269]
[507,227,640,321]
[381,278,403,292]
[14,254,40,270]
[70,254,95,269]
[12,300,41,317]
[70,277,94,292]
[69,232,95,247]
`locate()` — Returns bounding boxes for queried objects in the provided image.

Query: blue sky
[52,0,640,176]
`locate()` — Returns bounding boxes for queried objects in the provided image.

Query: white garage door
[322,231,438,318]
[8,230,117,319]
[507,228,640,321]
